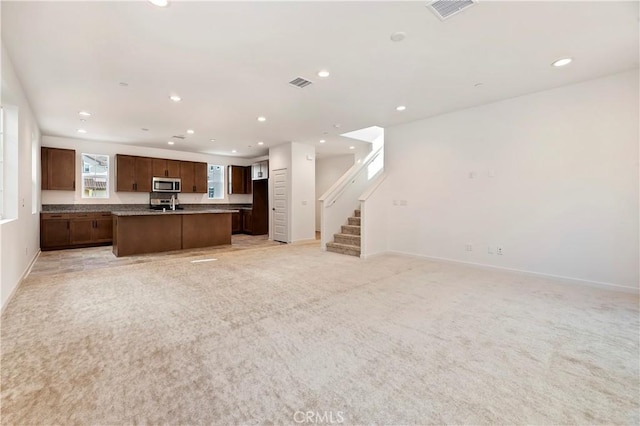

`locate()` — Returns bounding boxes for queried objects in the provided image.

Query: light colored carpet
[1,242,638,424]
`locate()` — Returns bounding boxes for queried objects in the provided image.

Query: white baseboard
[387,250,639,294]
[1,249,41,315]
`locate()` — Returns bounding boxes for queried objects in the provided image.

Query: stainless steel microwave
[152,177,181,192]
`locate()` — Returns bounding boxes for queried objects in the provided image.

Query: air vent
[289,77,313,88]
[427,0,476,20]
[171,135,186,139]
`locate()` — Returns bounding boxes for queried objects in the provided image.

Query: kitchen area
[40,147,270,257]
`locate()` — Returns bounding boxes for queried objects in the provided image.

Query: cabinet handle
[193,185,196,192]
[67,221,69,229]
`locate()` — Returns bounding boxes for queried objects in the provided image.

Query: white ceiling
[2,1,638,159]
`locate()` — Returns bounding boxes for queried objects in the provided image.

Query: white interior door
[273,168,289,243]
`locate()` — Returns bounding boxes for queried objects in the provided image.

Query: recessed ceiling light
[148,0,169,7]
[257,141,264,145]
[80,119,87,122]
[349,146,355,150]
[78,111,91,117]
[141,128,149,131]
[318,70,330,78]
[319,139,326,143]
[396,105,406,111]
[169,95,182,102]
[167,141,175,145]
[210,139,216,142]
[333,124,341,128]
[119,82,129,87]
[390,32,406,42]
[474,83,484,88]
[77,129,87,134]
[186,129,195,134]
[257,116,266,122]
[552,57,572,67]
[231,150,237,153]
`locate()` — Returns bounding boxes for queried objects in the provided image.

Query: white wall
[1,44,42,311]
[268,142,315,243]
[291,142,315,242]
[315,154,354,231]
[41,135,253,205]
[384,70,639,290]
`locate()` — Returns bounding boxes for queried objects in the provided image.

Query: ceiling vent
[289,77,313,88]
[171,135,186,139]
[427,0,476,20]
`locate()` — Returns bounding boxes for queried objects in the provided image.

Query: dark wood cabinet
[194,162,208,193]
[41,212,113,250]
[180,161,207,193]
[231,211,242,234]
[250,179,269,235]
[116,155,152,192]
[40,214,70,249]
[93,213,114,243]
[153,158,180,178]
[117,154,205,193]
[41,147,76,191]
[180,161,195,193]
[242,209,253,234]
[228,165,252,194]
[69,215,94,245]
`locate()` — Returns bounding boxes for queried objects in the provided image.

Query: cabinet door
[69,217,94,245]
[194,162,208,193]
[41,218,70,249]
[242,210,253,234]
[229,166,245,194]
[116,155,136,191]
[93,214,113,243]
[244,166,252,194]
[152,158,168,177]
[134,157,152,192]
[41,148,49,190]
[46,148,76,190]
[166,160,181,178]
[231,211,242,234]
[180,161,195,193]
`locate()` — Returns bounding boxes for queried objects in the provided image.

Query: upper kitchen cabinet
[41,147,76,190]
[152,158,180,178]
[251,160,269,180]
[228,165,252,194]
[180,161,207,193]
[116,154,152,192]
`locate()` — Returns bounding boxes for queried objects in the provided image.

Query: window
[81,153,109,198]
[208,165,224,199]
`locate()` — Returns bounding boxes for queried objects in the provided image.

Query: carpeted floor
[1,242,638,424]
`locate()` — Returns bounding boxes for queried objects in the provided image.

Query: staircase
[326,209,361,257]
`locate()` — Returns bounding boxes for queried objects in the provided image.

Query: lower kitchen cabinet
[242,209,253,234]
[41,212,113,250]
[231,211,242,234]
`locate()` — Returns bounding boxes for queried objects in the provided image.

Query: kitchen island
[112,209,235,257]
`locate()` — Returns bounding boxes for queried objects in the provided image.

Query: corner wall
[1,44,42,311]
[384,70,639,290]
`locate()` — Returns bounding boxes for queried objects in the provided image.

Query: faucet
[170,194,176,211]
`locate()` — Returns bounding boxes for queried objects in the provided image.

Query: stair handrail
[319,146,383,208]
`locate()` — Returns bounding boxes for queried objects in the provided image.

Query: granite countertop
[43,204,251,214]
[112,209,238,217]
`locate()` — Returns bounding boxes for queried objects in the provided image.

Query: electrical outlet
[465,243,473,252]
[497,246,503,255]
[488,246,494,254]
